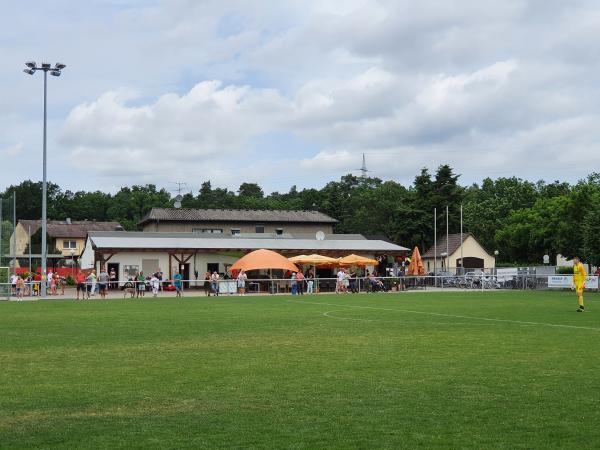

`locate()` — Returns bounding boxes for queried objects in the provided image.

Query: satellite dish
[174,194,183,209]
[315,231,325,241]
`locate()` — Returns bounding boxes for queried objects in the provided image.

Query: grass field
[2,291,600,449]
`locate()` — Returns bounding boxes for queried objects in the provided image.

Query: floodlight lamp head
[25,61,36,69]
[41,62,51,69]
[23,68,35,75]
[55,63,66,70]
[50,70,61,77]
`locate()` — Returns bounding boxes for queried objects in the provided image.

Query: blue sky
[2,0,600,195]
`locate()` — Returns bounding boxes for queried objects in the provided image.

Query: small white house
[422,233,495,273]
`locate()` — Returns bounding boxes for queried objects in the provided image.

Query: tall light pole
[23,61,66,298]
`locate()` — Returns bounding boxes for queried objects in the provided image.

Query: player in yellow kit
[572,256,587,312]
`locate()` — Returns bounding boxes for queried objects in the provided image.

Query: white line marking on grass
[287,300,600,331]
[321,309,498,326]
[322,310,375,322]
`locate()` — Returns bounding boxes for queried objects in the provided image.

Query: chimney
[66,218,71,225]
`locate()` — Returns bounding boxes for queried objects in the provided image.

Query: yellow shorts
[575,282,585,293]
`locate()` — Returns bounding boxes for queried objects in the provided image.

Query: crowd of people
[6,266,393,300]
[9,271,68,300]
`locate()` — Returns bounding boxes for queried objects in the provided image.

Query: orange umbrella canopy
[231,249,300,274]
[288,254,339,266]
[407,246,425,276]
[338,254,378,267]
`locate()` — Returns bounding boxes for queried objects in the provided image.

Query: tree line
[1,165,599,266]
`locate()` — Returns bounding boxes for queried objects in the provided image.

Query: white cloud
[2,0,600,192]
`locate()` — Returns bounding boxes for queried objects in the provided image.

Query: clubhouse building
[80,208,408,283]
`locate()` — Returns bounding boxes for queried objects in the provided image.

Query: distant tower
[359,153,368,178]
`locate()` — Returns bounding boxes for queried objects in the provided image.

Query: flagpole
[446,205,449,271]
[434,207,437,286]
[460,204,464,275]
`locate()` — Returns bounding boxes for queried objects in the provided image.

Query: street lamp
[70,248,76,279]
[23,61,66,297]
[441,252,448,270]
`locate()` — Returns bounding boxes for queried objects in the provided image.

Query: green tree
[463,177,538,255]
[582,195,600,266]
[238,183,264,199]
[1,180,62,220]
[106,185,171,230]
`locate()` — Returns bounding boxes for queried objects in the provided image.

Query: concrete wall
[142,221,334,235]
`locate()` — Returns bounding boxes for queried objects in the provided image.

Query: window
[275,228,284,235]
[255,225,265,233]
[231,229,241,236]
[63,240,77,249]
[207,263,219,274]
[192,228,223,234]
[123,265,139,279]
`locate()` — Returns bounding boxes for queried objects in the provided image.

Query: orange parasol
[288,254,340,267]
[406,246,425,276]
[338,254,378,267]
[231,249,300,274]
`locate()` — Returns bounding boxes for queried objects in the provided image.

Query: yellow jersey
[573,262,587,285]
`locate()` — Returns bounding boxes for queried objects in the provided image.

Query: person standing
[98,267,109,299]
[204,272,212,296]
[16,276,24,301]
[10,273,18,296]
[150,273,160,298]
[211,271,220,296]
[89,269,97,296]
[109,267,117,290]
[296,271,305,295]
[46,270,53,295]
[573,256,587,312]
[50,273,57,296]
[336,268,346,293]
[85,271,94,299]
[306,270,314,294]
[136,272,146,298]
[75,271,86,300]
[290,272,298,295]
[33,272,41,296]
[173,271,183,298]
[237,270,248,296]
[156,268,163,292]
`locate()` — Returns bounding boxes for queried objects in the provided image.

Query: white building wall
[81,246,240,282]
[80,239,95,270]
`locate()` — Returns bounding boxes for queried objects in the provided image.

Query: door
[462,257,484,270]
[180,263,190,288]
[107,262,119,289]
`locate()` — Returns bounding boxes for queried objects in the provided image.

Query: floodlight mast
[22,61,66,298]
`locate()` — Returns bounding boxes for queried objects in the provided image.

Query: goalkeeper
[572,256,587,312]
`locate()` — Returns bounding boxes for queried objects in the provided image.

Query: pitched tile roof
[19,219,123,239]
[423,233,490,258]
[138,208,338,225]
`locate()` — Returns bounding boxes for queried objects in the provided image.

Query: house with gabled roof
[422,233,495,273]
[138,208,338,235]
[9,219,123,268]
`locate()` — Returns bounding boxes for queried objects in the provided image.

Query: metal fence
[1,272,598,300]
